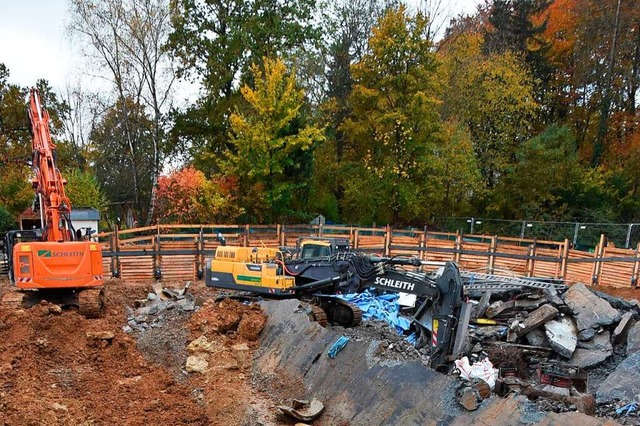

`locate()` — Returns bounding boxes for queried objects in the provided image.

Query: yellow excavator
[205,237,471,371]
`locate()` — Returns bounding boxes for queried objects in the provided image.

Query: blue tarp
[339,289,411,334]
[328,335,350,358]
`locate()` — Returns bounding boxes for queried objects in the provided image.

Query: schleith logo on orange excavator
[37,250,83,258]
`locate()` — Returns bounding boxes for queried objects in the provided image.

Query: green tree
[90,98,155,224]
[340,6,441,224]
[63,169,109,214]
[168,0,320,172]
[440,33,538,191]
[225,57,324,223]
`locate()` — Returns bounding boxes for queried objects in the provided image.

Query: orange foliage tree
[153,166,243,224]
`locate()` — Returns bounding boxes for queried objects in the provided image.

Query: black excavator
[204,240,471,371]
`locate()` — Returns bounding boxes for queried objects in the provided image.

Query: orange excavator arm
[28,88,73,242]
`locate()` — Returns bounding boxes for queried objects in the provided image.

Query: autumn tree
[154,166,243,223]
[340,6,443,224]
[168,0,320,172]
[440,33,538,191]
[224,57,324,223]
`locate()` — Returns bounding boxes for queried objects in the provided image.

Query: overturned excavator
[205,240,471,371]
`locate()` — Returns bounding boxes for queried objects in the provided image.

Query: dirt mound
[0,279,277,426]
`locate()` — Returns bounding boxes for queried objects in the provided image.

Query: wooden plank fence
[92,224,640,288]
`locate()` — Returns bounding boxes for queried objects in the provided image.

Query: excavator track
[316,298,363,327]
[309,305,328,327]
[77,288,105,319]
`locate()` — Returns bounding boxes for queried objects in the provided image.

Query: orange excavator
[1,88,104,317]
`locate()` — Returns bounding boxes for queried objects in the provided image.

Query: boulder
[612,312,634,344]
[562,284,621,331]
[544,316,578,358]
[526,328,549,347]
[568,347,611,368]
[627,322,640,354]
[596,352,640,404]
[577,331,612,352]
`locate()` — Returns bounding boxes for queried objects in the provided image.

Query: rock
[515,304,559,337]
[544,316,578,358]
[185,355,208,373]
[51,403,68,412]
[543,288,565,307]
[526,328,549,347]
[187,335,218,354]
[231,342,250,351]
[577,331,612,351]
[590,289,638,311]
[627,322,640,354]
[563,284,621,331]
[577,329,596,341]
[458,386,480,411]
[86,331,115,341]
[473,291,492,319]
[613,312,634,344]
[540,384,570,397]
[568,347,611,368]
[122,325,133,333]
[147,292,157,301]
[48,304,63,315]
[596,352,640,404]
[237,312,266,341]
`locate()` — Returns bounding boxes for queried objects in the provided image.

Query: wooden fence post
[353,228,359,250]
[243,224,250,247]
[154,224,161,279]
[591,234,606,285]
[632,242,640,289]
[384,225,391,256]
[197,226,204,279]
[526,241,537,277]
[488,236,497,274]
[455,232,462,263]
[560,239,570,280]
[113,224,121,278]
[420,227,427,261]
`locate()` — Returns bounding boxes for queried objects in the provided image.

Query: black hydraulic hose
[287,274,345,293]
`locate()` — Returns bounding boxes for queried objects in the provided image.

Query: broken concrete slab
[563,284,621,332]
[577,331,612,352]
[526,328,549,347]
[515,304,559,337]
[568,347,612,368]
[590,289,638,311]
[612,312,634,344]
[626,322,640,354]
[544,316,578,358]
[257,300,615,425]
[472,291,491,319]
[596,352,640,404]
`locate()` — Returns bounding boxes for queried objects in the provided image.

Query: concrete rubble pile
[450,277,640,420]
[123,282,200,332]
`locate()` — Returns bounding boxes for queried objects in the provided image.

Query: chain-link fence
[431,217,640,250]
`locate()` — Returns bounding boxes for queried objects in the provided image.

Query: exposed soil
[0,278,280,426]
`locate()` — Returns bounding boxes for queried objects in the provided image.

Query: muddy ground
[0,278,283,426]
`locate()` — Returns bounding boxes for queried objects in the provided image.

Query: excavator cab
[297,237,350,260]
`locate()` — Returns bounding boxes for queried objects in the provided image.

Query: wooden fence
[94,224,640,288]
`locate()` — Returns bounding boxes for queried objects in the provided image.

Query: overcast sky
[0,0,481,91]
